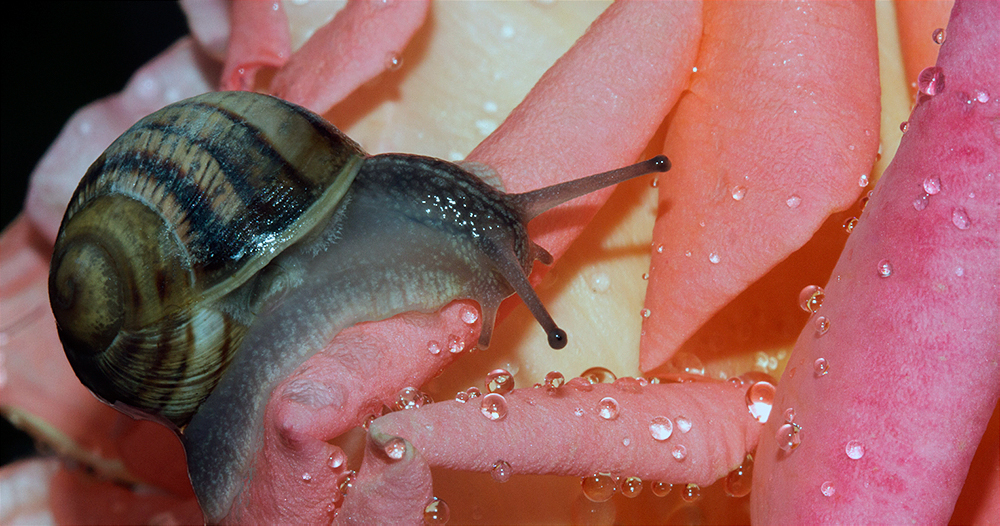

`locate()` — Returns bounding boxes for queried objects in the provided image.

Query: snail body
[48,91,669,520]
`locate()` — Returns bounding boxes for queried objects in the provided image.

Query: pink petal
[219,0,292,91]
[640,1,881,371]
[370,380,761,486]
[752,1,999,522]
[270,1,431,115]
[336,434,432,526]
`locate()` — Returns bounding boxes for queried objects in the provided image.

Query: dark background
[1,1,188,465]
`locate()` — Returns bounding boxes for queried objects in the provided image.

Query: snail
[48,91,669,520]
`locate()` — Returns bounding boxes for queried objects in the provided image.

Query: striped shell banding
[48,91,670,520]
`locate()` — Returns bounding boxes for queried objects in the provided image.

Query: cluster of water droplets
[775,407,802,453]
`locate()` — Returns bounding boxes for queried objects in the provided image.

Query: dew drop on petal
[301,472,312,483]
[900,121,909,133]
[845,440,865,460]
[393,387,428,411]
[709,252,721,264]
[932,27,946,44]
[491,460,512,483]
[732,186,747,200]
[581,473,617,502]
[952,207,971,230]
[776,423,802,452]
[843,217,857,233]
[423,497,450,525]
[384,437,406,460]
[745,381,775,423]
[581,366,617,384]
[597,397,620,420]
[427,341,441,355]
[786,195,802,208]
[649,416,674,440]
[543,371,565,393]
[486,369,515,395]
[821,480,836,497]
[975,89,990,103]
[385,52,403,71]
[329,450,347,470]
[784,407,796,423]
[675,416,692,433]
[877,259,893,277]
[480,393,508,421]
[858,174,869,187]
[651,482,673,497]
[814,315,830,335]
[913,193,929,211]
[681,483,701,502]
[724,456,754,498]
[671,445,688,460]
[798,285,825,313]
[814,358,830,377]
[590,272,611,293]
[917,66,945,96]
[460,306,479,324]
[455,390,469,403]
[923,175,942,195]
[620,476,643,498]
[640,308,652,319]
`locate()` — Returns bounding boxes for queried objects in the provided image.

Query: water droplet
[814,358,830,377]
[671,445,688,460]
[649,416,674,440]
[573,407,585,417]
[975,89,990,103]
[385,52,403,71]
[455,390,470,403]
[597,397,620,420]
[486,369,515,395]
[923,175,942,195]
[361,413,377,429]
[427,341,441,355]
[668,352,706,376]
[393,387,429,411]
[581,473,616,502]
[952,207,971,230]
[745,381,775,423]
[651,481,673,497]
[641,272,650,280]
[955,266,965,277]
[302,472,313,483]
[814,315,830,335]
[798,285,825,313]
[860,191,872,211]
[640,307,652,319]
[491,460,512,483]
[622,437,631,446]
[480,393,508,421]
[650,176,659,188]
[858,174,869,187]
[775,423,802,452]
[681,483,701,502]
[423,496,450,525]
[843,217,858,233]
[784,407,796,423]
[338,470,356,495]
[581,367,617,384]
[876,259,893,278]
[918,66,945,96]
[709,252,721,264]
[932,27,946,44]
[384,437,407,460]
[900,121,909,133]
[786,195,802,208]
[821,480,836,497]
[447,335,464,354]
[620,476,643,498]
[675,416,692,433]
[543,371,565,394]
[656,244,665,254]
[732,186,747,200]
[589,272,611,293]
[913,193,929,210]
[460,306,479,325]
[724,455,754,498]
[329,450,347,470]
[613,377,644,393]
[845,440,865,459]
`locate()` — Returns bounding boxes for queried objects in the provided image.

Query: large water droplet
[724,455,754,498]
[745,381,775,423]
[581,473,616,502]
[671,445,688,460]
[393,387,429,411]
[681,483,701,502]
[650,481,673,497]
[620,476,643,498]
[491,460,512,483]
[845,440,865,460]
[543,371,565,394]
[952,207,971,230]
[461,306,479,324]
[384,437,407,460]
[480,393,508,421]
[649,416,674,440]
[917,66,945,96]
[581,367,617,384]
[877,259,893,278]
[923,175,942,195]
[776,423,802,452]
[932,27,946,44]
[486,369,515,395]
[814,358,830,377]
[329,450,347,470]
[975,89,990,103]
[676,416,692,433]
[798,285,825,313]
[598,397,620,420]
[423,497,450,525]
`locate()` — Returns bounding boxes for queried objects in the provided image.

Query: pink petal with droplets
[752,1,999,523]
[640,1,881,371]
[219,0,292,91]
[336,434,431,526]
[270,1,430,115]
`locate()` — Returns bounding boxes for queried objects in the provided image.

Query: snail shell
[48,91,669,520]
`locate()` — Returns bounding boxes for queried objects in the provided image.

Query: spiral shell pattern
[49,92,366,427]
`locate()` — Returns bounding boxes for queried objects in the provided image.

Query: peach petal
[24,38,216,243]
[271,0,430,115]
[895,0,955,96]
[371,381,761,487]
[641,1,881,371]
[220,0,292,91]
[469,1,701,262]
[753,1,999,523]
